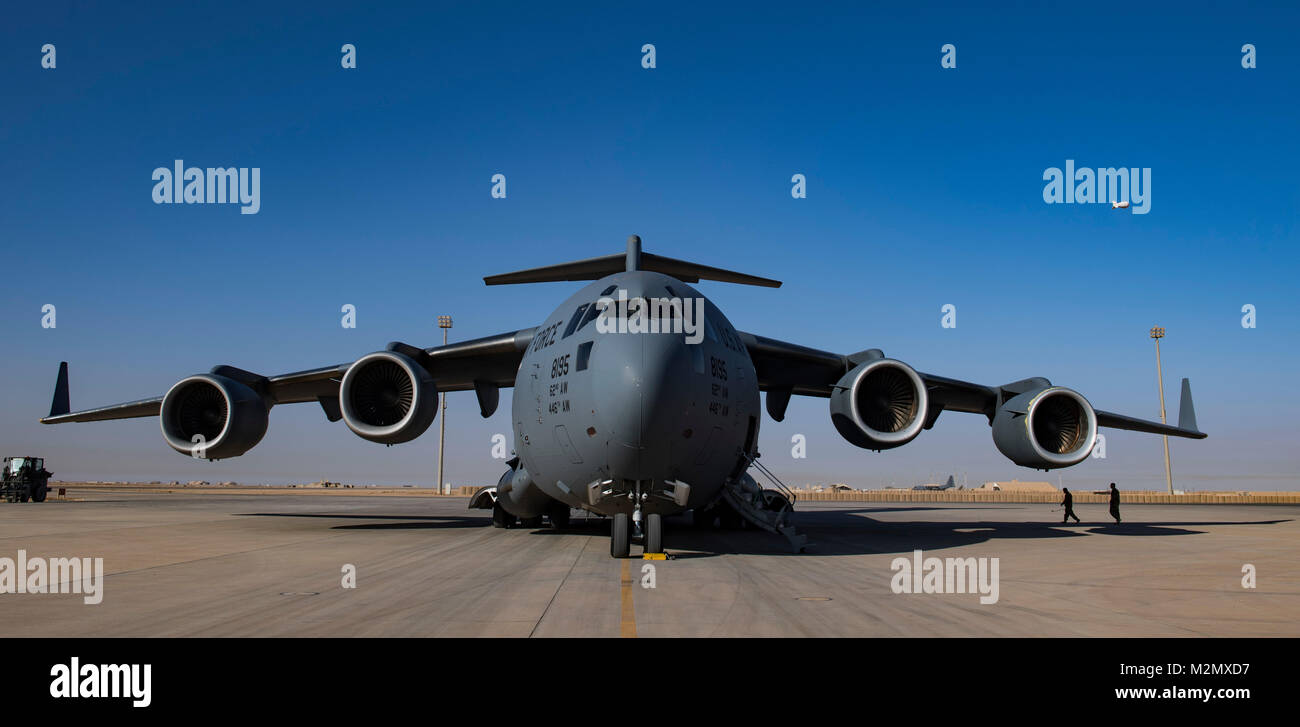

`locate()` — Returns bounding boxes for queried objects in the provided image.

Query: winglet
[48,362,70,418]
[1177,377,1199,433]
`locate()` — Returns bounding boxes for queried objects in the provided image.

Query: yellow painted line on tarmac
[620,558,637,638]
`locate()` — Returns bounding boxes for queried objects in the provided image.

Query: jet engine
[830,358,928,451]
[992,386,1097,469]
[160,374,269,459]
[338,351,438,444]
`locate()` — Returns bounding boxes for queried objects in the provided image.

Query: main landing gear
[492,502,516,528]
[495,500,573,530]
[547,500,571,529]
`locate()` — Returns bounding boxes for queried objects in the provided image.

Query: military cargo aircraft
[41,236,1206,557]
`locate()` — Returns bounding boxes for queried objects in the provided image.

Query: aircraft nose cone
[592,328,690,482]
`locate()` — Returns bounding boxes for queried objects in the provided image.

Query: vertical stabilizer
[626,234,641,272]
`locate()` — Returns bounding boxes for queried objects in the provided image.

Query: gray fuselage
[505,271,759,518]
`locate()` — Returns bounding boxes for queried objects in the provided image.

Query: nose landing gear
[611,512,630,558]
[609,510,664,557]
[644,512,663,554]
[610,500,664,558]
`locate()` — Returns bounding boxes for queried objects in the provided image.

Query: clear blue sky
[2,1,1296,490]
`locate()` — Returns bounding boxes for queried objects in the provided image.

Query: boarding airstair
[721,451,809,553]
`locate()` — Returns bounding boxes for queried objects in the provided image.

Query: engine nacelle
[992,386,1097,469]
[339,351,438,444]
[160,374,268,459]
[830,358,928,451]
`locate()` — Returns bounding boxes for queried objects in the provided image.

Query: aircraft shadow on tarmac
[530,507,1292,558]
[694,507,1293,558]
[239,512,487,530]
[237,508,1291,558]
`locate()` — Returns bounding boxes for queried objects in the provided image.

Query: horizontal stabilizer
[485,236,781,288]
[484,252,627,286]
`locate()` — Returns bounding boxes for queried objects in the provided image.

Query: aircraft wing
[41,327,537,424]
[736,331,1206,439]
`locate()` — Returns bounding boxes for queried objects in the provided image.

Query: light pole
[437,315,452,494]
[1150,326,1174,494]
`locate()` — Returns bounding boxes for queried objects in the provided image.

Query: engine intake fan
[829,358,928,451]
[992,386,1097,469]
[339,350,438,444]
[160,374,268,459]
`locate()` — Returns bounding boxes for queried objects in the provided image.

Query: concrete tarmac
[1,492,1295,637]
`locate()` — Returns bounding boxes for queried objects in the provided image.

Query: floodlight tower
[437,315,452,494]
[1150,326,1174,494]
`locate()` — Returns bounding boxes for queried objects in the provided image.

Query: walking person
[1061,487,1081,524]
[1109,482,1122,524]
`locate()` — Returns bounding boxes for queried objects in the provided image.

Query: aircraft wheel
[548,501,570,529]
[492,502,516,529]
[610,513,630,558]
[645,513,663,554]
[31,484,48,503]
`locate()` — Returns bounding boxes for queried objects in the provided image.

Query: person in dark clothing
[1109,482,1121,523]
[1061,487,1080,523]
